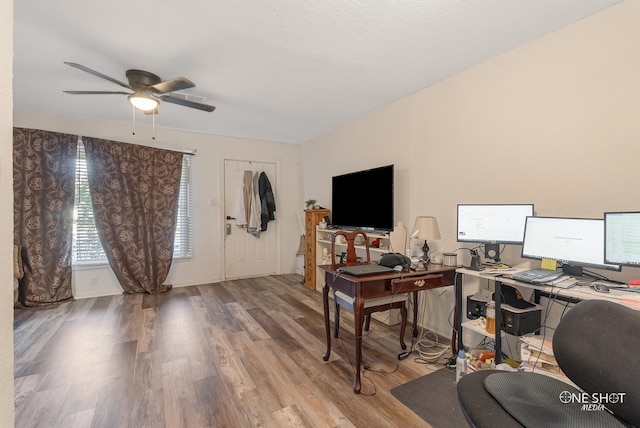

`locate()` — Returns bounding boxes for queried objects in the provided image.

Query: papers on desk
[519,336,575,385]
[550,277,579,288]
[480,267,526,276]
[521,336,554,358]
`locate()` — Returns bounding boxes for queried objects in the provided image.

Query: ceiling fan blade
[64,62,131,90]
[63,90,130,95]
[160,94,216,112]
[150,77,195,94]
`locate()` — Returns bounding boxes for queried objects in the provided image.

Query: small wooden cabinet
[304,209,330,290]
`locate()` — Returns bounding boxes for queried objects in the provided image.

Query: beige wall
[1,0,14,425]
[302,1,640,336]
[14,111,303,298]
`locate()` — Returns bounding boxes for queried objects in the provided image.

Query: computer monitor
[604,211,640,267]
[457,204,534,262]
[521,216,621,275]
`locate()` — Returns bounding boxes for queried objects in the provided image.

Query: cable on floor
[412,323,451,364]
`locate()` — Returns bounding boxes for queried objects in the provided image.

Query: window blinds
[72,141,192,264]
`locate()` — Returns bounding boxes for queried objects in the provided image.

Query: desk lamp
[412,216,441,261]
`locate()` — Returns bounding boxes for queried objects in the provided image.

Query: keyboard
[511,269,564,284]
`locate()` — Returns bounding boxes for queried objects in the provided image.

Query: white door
[224,159,277,279]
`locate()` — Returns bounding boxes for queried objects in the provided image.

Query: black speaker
[485,243,500,262]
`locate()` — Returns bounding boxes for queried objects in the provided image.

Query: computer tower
[467,293,490,319]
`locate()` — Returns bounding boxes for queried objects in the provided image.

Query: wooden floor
[14,274,451,428]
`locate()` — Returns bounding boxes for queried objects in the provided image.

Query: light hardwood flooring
[14,274,451,427]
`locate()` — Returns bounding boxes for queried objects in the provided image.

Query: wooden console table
[319,264,457,393]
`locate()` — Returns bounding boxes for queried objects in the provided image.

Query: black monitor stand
[562,264,583,276]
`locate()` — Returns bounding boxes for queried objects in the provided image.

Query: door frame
[220,154,282,280]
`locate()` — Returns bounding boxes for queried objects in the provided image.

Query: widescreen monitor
[522,216,621,274]
[605,211,640,267]
[457,204,534,261]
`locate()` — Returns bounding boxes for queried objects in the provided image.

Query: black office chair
[457,299,640,427]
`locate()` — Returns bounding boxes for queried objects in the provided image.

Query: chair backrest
[553,299,640,426]
[330,230,370,270]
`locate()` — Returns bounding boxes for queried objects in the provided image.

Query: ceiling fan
[63,62,216,113]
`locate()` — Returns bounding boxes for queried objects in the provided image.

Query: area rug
[391,368,467,428]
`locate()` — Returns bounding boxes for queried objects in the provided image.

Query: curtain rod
[78,136,196,156]
[171,148,196,156]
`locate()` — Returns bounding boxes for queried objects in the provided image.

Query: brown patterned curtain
[13,128,77,306]
[82,137,183,294]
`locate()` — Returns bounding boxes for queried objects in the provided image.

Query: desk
[320,264,457,393]
[455,268,640,364]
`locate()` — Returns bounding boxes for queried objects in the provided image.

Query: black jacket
[259,172,276,231]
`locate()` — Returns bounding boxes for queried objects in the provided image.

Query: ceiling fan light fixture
[128,90,158,111]
[64,63,215,113]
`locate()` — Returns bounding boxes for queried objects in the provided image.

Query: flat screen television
[457,204,534,262]
[522,216,621,274]
[331,165,394,232]
[604,211,640,267]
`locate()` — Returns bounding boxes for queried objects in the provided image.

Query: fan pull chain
[132,105,136,136]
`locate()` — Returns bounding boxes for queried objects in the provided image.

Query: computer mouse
[590,283,610,293]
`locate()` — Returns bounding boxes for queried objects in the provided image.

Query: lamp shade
[412,216,441,241]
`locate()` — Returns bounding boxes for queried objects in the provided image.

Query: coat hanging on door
[259,172,276,231]
[235,170,253,227]
[247,171,262,237]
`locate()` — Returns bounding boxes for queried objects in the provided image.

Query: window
[174,154,193,258]
[72,141,193,264]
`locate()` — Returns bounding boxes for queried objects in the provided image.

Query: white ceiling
[13,0,619,144]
